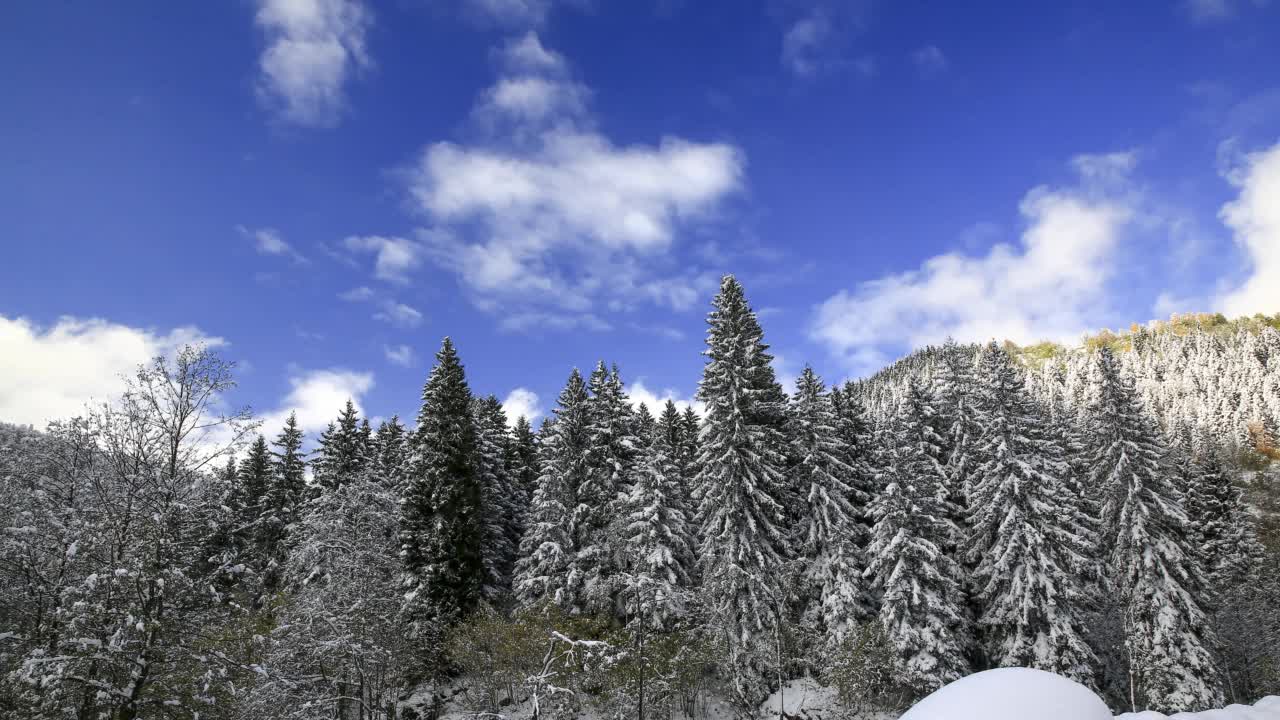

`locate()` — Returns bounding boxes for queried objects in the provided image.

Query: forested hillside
[2,279,1278,719]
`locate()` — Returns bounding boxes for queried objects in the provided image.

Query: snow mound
[900,668,1111,720]
[1115,696,1280,720]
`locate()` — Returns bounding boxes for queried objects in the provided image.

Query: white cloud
[625,380,704,418]
[913,45,948,75]
[338,285,374,301]
[500,387,542,425]
[343,235,422,284]
[811,152,1136,374]
[373,300,424,328]
[254,0,372,128]
[1181,0,1263,22]
[782,10,831,78]
[261,367,374,436]
[462,0,558,27]
[384,344,416,367]
[1216,140,1280,318]
[0,315,224,429]
[238,225,308,263]
[409,34,743,328]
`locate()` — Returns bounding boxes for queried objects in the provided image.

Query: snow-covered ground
[1114,697,1280,720]
[421,669,1280,719]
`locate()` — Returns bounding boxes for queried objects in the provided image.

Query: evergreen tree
[507,414,539,508]
[1087,346,1222,713]
[788,366,870,648]
[966,343,1097,682]
[694,275,791,705]
[932,340,982,513]
[262,412,307,591]
[576,361,637,617]
[514,370,591,610]
[373,415,410,494]
[314,399,368,493]
[634,402,656,444]
[473,395,521,600]
[236,435,273,530]
[831,382,878,540]
[400,338,485,626]
[1183,451,1264,592]
[617,435,696,630]
[864,378,972,696]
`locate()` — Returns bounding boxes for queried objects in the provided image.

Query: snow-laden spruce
[694,275,793,706]
[864,376,972,695]
[615,428,697,630]
[400,337,486,627]
[1087,346,1223,714]
[788,366,871,648]
[514,368,590,610]
[965,342,1098,682]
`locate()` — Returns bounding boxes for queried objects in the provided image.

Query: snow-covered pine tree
[260,411,307,592]
[400,337,486,627]
[694,275,791,706]
[1182,450,1264,592]
[313,399,369,493]
[373,414,410,494]
[864,376,972,696]
[966,342,1098,682]
[788,366,870,649]
[617,429,696,631]
[1086,346,1223,713]
[634,402,656,444]
[514,369,590,610]
[830,381,878,541]
[577,361,638,617]
[932,340,982,514]
[473,394,522,600]
[507,414,539,511]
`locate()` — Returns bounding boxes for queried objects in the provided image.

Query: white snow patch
[901,668,1112,720]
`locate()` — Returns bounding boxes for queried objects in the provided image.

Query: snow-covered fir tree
[372,414,410,494]
[788,366,870,648]
[1182,450,1264,592]
[576,362,638,617]
[965,343,1098,682]
[313,399,369,493]
[1087,346,1223,713]
[514,369,590,610]
[864,377,972,696]
[694,275,792,706]
[507,414,539,506]
[400,338,486,627]
[473,394,522,600]
[616,430,696,631]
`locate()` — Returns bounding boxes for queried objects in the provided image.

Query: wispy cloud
[913,45,948,75]
[408,33,744,330]
[383,343,416,367]
[373,300,424,328]
[338,286,375,302]
[343,235,423,284]
[237,225,309,263]
[253,0,372,128]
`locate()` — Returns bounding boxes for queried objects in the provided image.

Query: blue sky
[3,0,1279,438]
